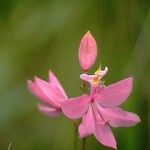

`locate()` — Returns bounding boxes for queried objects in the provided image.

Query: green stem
[73,122,78,150]
[107,148,115,150]
[82,80,86,93]
[82,137,86,150]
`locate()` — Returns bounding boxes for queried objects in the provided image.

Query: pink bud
[78,31,97,71]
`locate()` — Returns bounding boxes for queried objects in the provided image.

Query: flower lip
[80,66,108,87]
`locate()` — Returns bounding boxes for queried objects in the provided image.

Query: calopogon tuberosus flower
[78,31,97,71]
[27,71,68,117]
[62,68,140,149]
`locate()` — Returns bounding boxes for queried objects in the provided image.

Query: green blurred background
[0,0,149,149]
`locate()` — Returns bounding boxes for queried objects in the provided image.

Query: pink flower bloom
[62,77,140,149]
[27,71,68,117]
[79,31,97,71]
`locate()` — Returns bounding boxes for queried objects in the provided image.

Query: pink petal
[79,31,97,71]
[92,103,104,124]
[49,71,68,99]
[96,77,133,107]
[35,77,62,108]
[79,104,95,138]
[91,86,104,96]
[38,104,61,117]
[27,80,48,101]
[61,95,91,119]
[101,107,141,127]
[94,123,117,149]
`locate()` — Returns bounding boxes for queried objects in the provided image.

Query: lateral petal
[96,77,133,107]
[79,104,95,138]
[62,95,91,119]
[101,107,141,127]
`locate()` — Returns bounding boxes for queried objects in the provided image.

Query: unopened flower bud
[78,31,97,71]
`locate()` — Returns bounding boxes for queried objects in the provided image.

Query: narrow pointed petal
[27,80,48,101]
[94,124,117,149]
[49,71,68,99]
[96,77,133,107]
[62,95,91,119]
[35,77,62,108]
[79,104,95,138]
[101,107,141,127]
[79,31,97,71]
[38,104,61,117]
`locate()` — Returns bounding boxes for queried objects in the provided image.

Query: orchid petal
[96,77,133,107]
[91,86,104,96]
[79,104,95,138]
[101,107,141,127]
[35,77,62,108]
[38,104,61,117]
[62,95,91,119]
[27,80,48,101]
[94,123,117,149]
[49,71,68,99]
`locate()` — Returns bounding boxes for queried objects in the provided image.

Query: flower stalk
[73,121,78,150]
[82,138,86,150]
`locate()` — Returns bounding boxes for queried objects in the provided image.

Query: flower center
[92,76,101,86]
[91,68,102,86]
[91,66,108,87]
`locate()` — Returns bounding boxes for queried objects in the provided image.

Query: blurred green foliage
[0,0,149,149]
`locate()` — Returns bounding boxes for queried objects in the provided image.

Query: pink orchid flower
[62,72,140,149]
[27,71,68,117]
[79,31,97,71]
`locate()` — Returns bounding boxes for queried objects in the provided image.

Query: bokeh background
[0,0,149,150]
